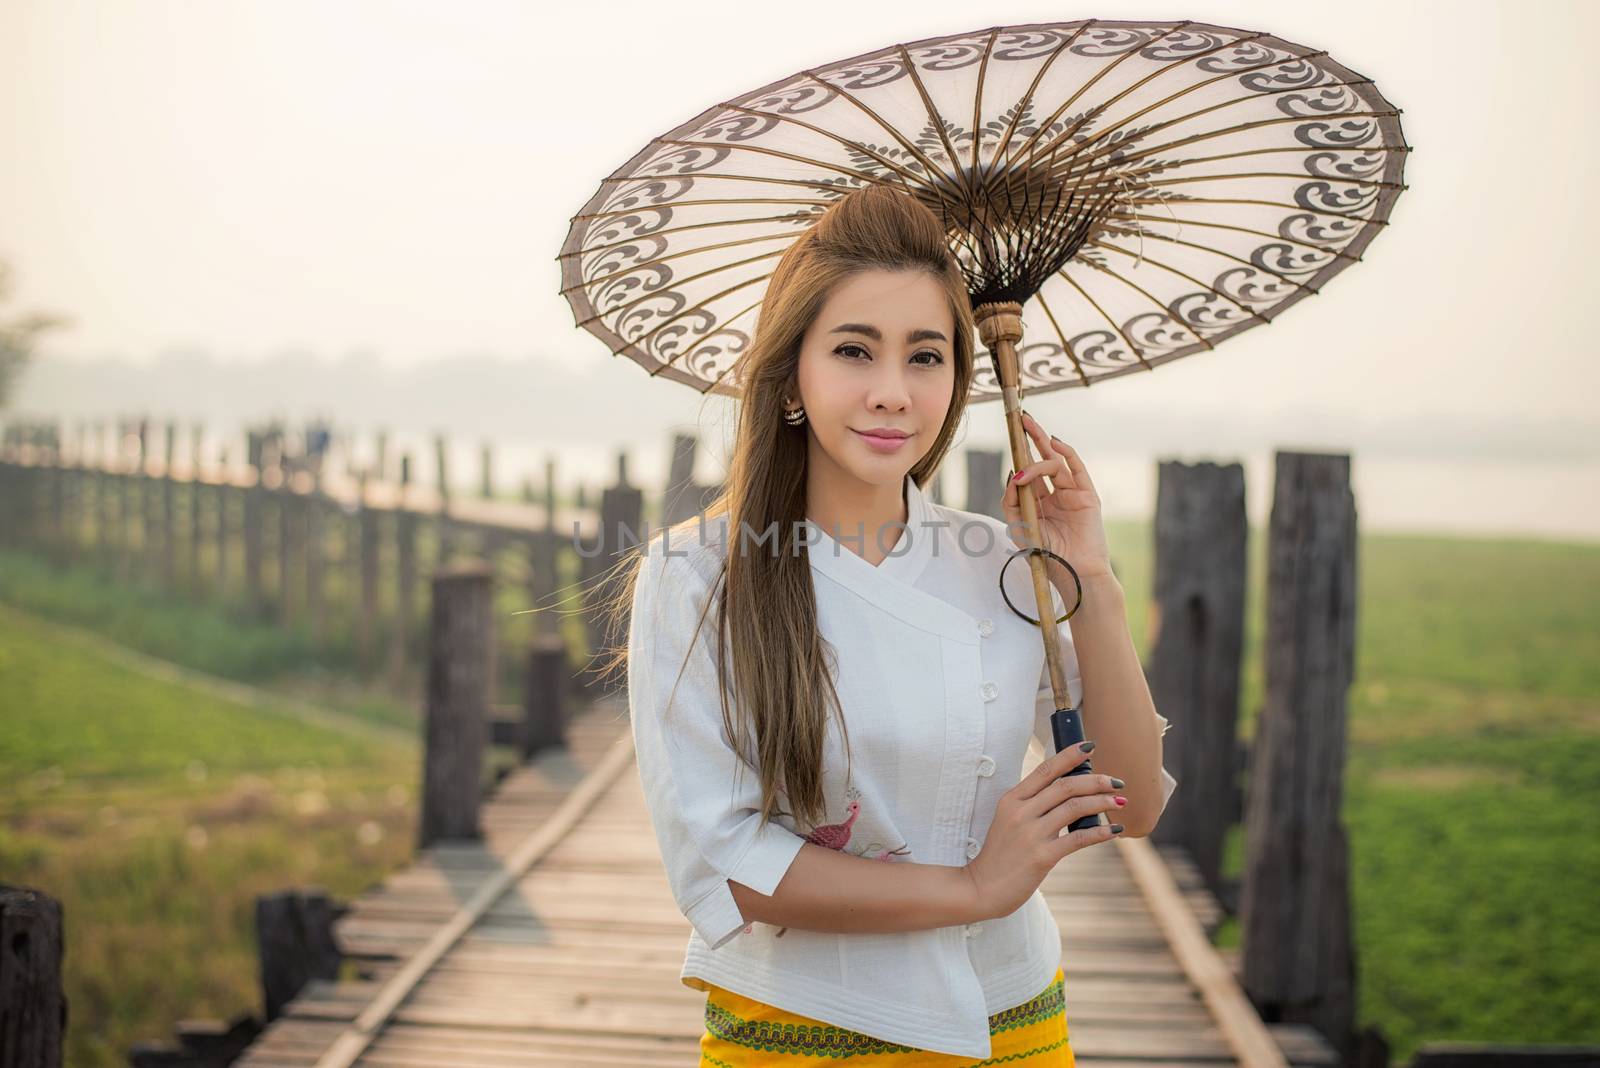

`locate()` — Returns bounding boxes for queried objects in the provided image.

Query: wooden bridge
[232,696,1336,1068]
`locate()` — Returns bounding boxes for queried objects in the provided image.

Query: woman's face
[793,268,957,489]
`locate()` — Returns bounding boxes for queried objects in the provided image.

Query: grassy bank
[0,596,420,1067]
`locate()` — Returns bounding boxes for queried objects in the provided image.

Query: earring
[782,397,807,426]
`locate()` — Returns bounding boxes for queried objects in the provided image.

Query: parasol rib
[1153,144,1408,173]
[699,298,771,393]
[1119,213,1363,263]
[1034,290,1093,388]
[652,136,948,199]
[1137,171,1401,190]
[557,208,877,264]
[1059,268,1157,370]
[897,44,977,204]
[572,247,786,330]
[1117,194,1391,225]
[707,102,964,201]
[1023,45,1326,171]
[1054,108,1400,189]
[1000,21,1192,173]
[1017,31,1272,176]
[1085,239,1277,326]
[970,28,1001,178]
[796,68,974,219]
[1098,226,1328,295]
[984,21,1097,181]
[572,196,836,224]
[620,268,771,364]
[560,232,798,296]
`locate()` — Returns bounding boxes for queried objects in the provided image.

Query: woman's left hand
[1001,412,1114,580]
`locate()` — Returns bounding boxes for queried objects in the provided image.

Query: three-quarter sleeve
[628,538,808,949]
[1030,582,1177,816]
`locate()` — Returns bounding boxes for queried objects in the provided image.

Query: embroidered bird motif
[803,798,860,850]
[768,792,863,938]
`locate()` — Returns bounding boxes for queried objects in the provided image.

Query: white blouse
[627,472,1177,1059]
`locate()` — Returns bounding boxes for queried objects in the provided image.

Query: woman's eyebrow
[829,323,948,343]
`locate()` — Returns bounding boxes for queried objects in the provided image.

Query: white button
[976,755,995,777]
[980,682,998,702]
[965,922,983,938]
[977,618,994,637]
[964,836,980,859]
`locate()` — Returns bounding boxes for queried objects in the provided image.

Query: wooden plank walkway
[236,699,1338,1067]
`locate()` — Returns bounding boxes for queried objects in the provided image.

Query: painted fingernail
[1109,776,1125,788]
[1012,470,1024,482]
[1109,823,1125,834]
[1113,796,1127,806]
[1079,740,1096,753]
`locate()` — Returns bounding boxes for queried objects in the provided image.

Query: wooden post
[358,472,380,673]
[374,429,389,485]
[254,889,343,1023]
[244,434,264,618]
[1239,450,1359,1062]
[521,633,569,757]
[160,420,177,588]
[122,451,139,582]
[581,452,642,693]
[277,484,295,625]
[419,559,494,846]
[532,458,559,639]
[188,425,204,594]
[97,460,113,572]
[390,454,416,689]
[1147,460,1250,897]
[48,438,66,565]
[0,884,66,1068]
[0,462,15,547]
[212,445,230,600]
[479,441,493,499]
[305,486,324,642]
[433,433,450,512]
[964,447,1004,519]
[663,431,699,527]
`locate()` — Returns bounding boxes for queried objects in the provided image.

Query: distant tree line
[0,258,72,409]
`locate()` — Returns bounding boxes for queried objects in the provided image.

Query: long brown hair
[597,182,978,834]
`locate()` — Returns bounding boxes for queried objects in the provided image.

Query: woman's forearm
[729,843,985,934]
[1048,565,1167,836]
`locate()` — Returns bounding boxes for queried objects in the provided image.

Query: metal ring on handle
[998,545,1083,626]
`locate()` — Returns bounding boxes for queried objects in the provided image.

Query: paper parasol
[557,19,1409,726]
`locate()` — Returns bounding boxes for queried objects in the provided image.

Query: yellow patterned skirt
[697,966,1073,1066]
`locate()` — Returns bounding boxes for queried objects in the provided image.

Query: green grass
[1104,520,1600,1062]
[2,524,1598,1066]
[0,598,422,1068]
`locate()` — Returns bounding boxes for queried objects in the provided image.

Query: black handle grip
[1049,705,1102,834]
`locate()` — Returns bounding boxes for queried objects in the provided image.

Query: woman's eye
[834,343,945,366]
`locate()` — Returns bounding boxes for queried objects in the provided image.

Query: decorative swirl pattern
[559,19,1408,400]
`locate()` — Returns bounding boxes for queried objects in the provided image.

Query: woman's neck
[804,461,909,566]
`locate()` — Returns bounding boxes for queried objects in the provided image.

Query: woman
[600,183,1175,1065]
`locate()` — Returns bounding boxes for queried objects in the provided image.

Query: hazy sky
[3,0,1597,538]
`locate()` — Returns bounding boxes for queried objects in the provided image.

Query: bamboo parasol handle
[973,301,1075,713]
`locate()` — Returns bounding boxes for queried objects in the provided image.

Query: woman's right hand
[961,741,1126,922]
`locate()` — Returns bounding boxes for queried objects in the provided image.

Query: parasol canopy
[558,19,1409,401]
[557,19,1410,743]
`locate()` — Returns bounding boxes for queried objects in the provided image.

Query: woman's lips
[853,429,912,453]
